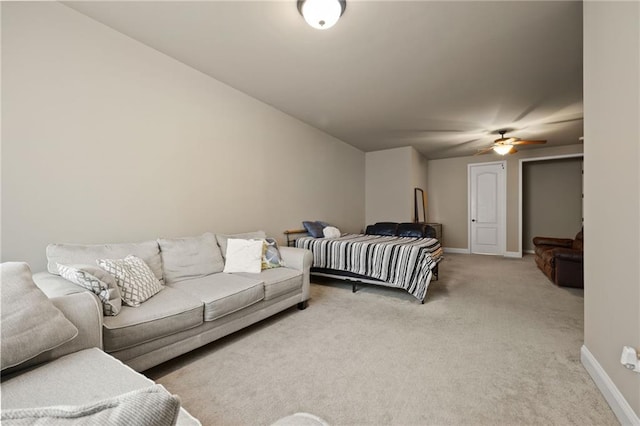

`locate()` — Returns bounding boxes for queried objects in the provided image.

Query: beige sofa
[32,231,312,372]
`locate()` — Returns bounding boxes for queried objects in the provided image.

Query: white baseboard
[524,249,535,254]
[504,251,522,258]
[581,345,640,425]
[443,247,470,254]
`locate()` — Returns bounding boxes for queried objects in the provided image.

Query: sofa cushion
[102,286,203,352]
[234,267,303,301]
[1,385,180,426]
[46,240,164,283]
[158,232,225,284]
[57,263,122,316]
[216,231,266,260]
[97,255,164,308]
[0,348,200,426]
[170,274,264,321]
[0,262,78,371]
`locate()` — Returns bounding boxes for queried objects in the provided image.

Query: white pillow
[223,239,264,274]
[323,226,341,238]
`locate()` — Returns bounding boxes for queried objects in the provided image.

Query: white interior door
[469,162,506,255]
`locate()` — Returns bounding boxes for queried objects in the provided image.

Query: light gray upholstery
[1,385,181,426]
[234,267,303,301]
[103,287,203,352]
[0,262,78,371]
[33,272,88,297]
[279,246,313,301]
[0,348,200,426]
[158,233,224,284]
[2,292,102,377]
[33,238,313,373]
[170,274,264,321]
[46,240,164,283]
[111,292,304,372]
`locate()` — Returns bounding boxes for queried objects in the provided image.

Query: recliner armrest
[553,248,583,263]
[532,237,573,248]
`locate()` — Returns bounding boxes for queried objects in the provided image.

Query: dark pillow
[303,221,325,238]
[423,225,437,239]
[397,223,426,238]
[365,222,399,236]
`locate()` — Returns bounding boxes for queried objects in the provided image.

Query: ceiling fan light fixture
[493,144,512,155]
[298,0,346,30]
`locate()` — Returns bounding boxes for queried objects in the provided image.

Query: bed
[291,230,443,303]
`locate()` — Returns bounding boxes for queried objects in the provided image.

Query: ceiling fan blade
[511,140,546,145]
[508,146,518,154]
[474,146,495,155]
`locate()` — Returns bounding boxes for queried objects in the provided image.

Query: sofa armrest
[532,237,573,248]
[3,292,103,376]
[50,292,103,353]
[553,248,583,263]
[279,246,313,301]
[33,272,87,298]
[32,272,104,351]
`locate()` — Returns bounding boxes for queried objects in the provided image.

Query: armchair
[532,228,583,288]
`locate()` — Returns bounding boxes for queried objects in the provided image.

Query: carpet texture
[146,254,617,425]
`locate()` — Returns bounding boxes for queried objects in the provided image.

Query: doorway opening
[519,154,584,256]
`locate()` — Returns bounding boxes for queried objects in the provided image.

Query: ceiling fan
[475,130,547,155]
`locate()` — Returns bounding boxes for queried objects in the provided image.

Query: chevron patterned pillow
[96,255,163,307]
[57,263,122,316]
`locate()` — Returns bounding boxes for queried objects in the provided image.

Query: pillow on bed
[302,221,325,238]
[366,222,399,236]
[323,226,341,238]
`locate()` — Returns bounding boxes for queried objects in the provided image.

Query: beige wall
[365,146,429,225]
[584,0,640,419]
[426,144,583,251]
[0,2,365,272]
[522,158,583,252]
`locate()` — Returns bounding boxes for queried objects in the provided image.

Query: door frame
[517,153,584,257]
[468,161,507,255]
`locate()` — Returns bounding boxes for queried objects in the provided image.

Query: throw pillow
[1,385,181,426]
[262,238,285,270]
[223,239,264,274]
[57,263,122,316]
[302,221,325,238]
[0,262,78,371]
[158,232,225,284]
[322,226,341,238]
[96,255,163,307]
[216,231,267,260]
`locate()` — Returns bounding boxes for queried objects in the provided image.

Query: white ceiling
[65,1,584,159]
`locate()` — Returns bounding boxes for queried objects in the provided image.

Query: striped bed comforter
[295,233,443,302]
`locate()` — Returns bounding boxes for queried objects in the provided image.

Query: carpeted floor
[146,254,617,425]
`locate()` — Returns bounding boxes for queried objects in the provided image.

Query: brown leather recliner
[533,229,583,288]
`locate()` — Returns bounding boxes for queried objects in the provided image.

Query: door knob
[471,219,476,222]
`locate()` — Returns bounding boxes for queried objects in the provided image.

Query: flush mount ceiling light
[297,0,346,30]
